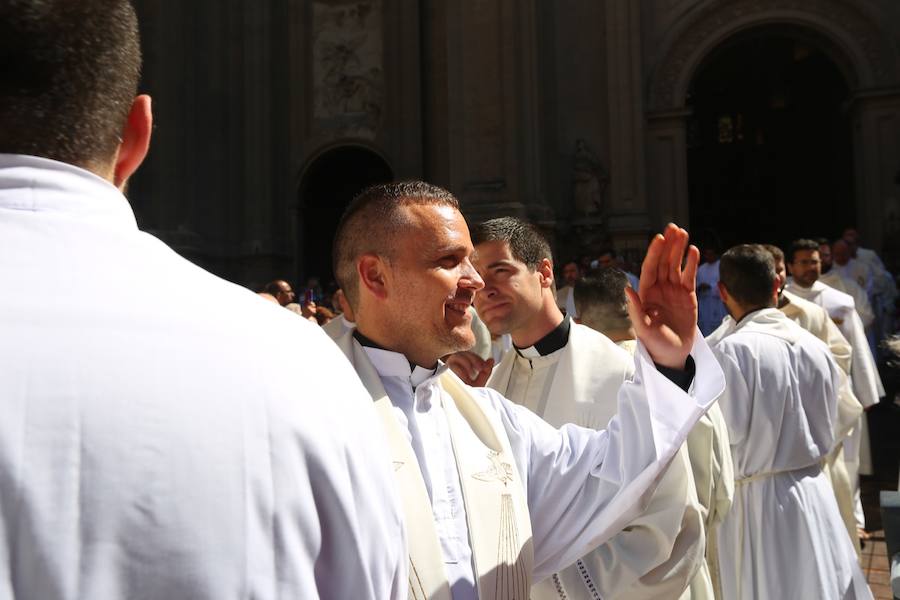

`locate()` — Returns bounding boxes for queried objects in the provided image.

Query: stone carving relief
[312,0,384,138]
[650,0,895,110]
[572,139,610,217]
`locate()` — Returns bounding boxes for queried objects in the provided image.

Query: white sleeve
[486,332,725,580]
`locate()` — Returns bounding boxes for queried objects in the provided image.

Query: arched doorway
[297,145,393,286]
[685,29,853,249]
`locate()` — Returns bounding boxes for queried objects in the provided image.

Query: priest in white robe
[708,244,870,600]
[785,239,883,535]
[711,244,864,556]
[0,5,407,597]
[456,219,705,600]
[332,183,726,600]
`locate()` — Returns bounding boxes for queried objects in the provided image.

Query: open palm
[625,224,699,369]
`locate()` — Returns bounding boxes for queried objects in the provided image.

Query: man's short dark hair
[470,217,552,271]
[332,181,459,309]
[788,239,821,263]
[719,244,777,308]
[762,244,784,264]
[0,0,141,167]
[574,268,631,332]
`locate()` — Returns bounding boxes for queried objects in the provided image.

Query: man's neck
[353,327,438,370]
[603,328,636,343]
[509,302,565,348]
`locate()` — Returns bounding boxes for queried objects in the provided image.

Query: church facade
[130,0,900,288]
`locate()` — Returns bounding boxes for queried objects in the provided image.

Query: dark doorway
[298,146,393,286]
[686,30,854,250]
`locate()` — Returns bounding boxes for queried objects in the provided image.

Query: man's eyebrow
[434,243,470,256]
[485,259,516,269]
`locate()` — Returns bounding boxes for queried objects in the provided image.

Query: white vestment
[781,291,864,555]
[0,155,407,599]
[832,259,873,294]
[820,271,875,329]
[709,309,871,600]
[322,313,355,340]
[489,322,706,599]
[336,327,726,600]
[697,261,727,336]
[785,280,881,524]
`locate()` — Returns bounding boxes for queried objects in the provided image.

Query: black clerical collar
[514,317,571,358]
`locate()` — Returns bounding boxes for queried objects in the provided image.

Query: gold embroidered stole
[440,373,534,600]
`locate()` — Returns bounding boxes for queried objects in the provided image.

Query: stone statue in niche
[572,138,609,217]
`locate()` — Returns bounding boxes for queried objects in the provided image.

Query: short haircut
[574,268,631,333]
[788,239,820,263]
[0,0,142,168]
[719,244,777,308]
[333,181,459,308]
[264,280,290,296]
[598,247,617,259]
[470,217,552,271]
[761,244,784,264]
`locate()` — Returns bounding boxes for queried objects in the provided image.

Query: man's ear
[538,258,554,288]
[357,253,389,300]
[114,94,153,189]
[717,280,729,303]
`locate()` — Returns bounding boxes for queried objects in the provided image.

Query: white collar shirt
[362,347,478,600]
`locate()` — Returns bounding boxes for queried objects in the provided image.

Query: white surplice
[0,155,407,599]
[488,322,707,600]
[336,326,726,600]
[709,309,871,600]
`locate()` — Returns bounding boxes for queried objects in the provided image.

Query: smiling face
[380,203,484,365]
[472,240,546,337]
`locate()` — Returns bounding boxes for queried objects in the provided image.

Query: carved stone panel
[312,0,384,139]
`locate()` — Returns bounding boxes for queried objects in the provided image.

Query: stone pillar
[850,88,900,257]
[604,0,649,239]
[645,109,691,228]
[423,0,545,224]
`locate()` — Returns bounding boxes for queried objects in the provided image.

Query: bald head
[333,181,460,309]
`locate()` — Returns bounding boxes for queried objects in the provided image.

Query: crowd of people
[1,1,894,599]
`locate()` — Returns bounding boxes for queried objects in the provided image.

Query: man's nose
[460,259,485,291]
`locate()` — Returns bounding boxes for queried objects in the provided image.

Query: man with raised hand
[0,2,405,598]
[331,181,725,600]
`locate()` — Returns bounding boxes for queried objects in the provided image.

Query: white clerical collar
[0,154,136,229]
[362,345,444,386]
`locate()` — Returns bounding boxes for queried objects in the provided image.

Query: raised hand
[625,223,699,370]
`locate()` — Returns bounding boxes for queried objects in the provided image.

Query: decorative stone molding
[649,0,897,110]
